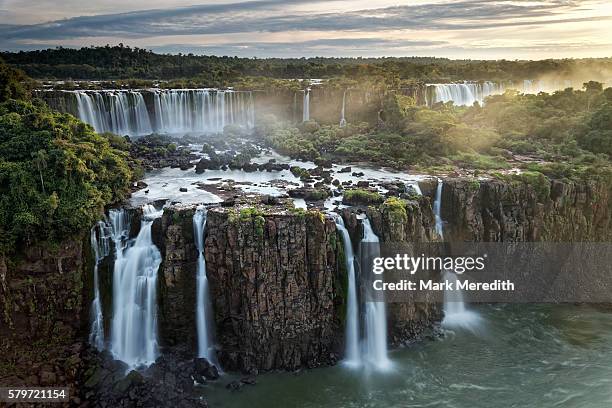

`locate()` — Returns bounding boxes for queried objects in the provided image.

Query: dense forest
[2,45,612,87]
[258,82,612,182]
[0,58,137,255]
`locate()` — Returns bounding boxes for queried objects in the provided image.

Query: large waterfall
[73,89,255,136]
[303,88,310,122]
[360,218,391,370]
[110,205,163,368]
[433,180,481,330]
[427,79,575,107]
[427,81,504,106]
[335,217,360,367]
[193,206,217,363]
[89,221,111,351]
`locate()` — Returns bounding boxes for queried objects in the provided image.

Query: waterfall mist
[433,180,482,331]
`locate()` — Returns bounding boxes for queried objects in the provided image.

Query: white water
[360,218,391,370]
[427,80,575,107]
[433,180,481,331]
[89,221,111,351]
[335,217,360,367]
[433,179,444,238]
[303,88,310,122]
[193,206,217,363]
[74,89,255,136]
[110,205,163,368]
[339,90,347,127]
[427,81,504,106]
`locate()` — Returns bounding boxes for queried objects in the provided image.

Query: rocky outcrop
[204,207,343,373]
[442,178,612,242]
[157,207,199,349]
[0,239,87,404]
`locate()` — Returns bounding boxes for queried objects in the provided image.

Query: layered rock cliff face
[156,207,199,349]
[0,239,87,403]
[203,207,343,373]
[441,178,612,242]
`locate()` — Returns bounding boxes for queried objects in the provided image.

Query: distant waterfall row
[426,79,574,106]
[74,89,255,136]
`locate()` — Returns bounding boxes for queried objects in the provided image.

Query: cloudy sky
[0,0,610,59]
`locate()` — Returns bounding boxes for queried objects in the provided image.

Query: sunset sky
[0,0,611,59]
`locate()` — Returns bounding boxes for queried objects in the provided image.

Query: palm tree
[32,149,48,194]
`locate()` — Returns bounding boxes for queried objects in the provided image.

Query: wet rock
[356,181,370,188]
[194,358,220,381]
[226,380,243,391]
[179,187,188,192]
[339,166,351,173]
[352,172,364,177]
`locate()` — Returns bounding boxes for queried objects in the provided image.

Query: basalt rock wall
[0,239,88,404]
[441,178,612,242]
[203,208,343,373]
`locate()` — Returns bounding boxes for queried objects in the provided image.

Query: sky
[0,0,611,59]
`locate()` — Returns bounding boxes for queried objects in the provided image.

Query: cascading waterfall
[193,206,217,364]
[89,221,111,351]
[74,89,255,136]
[339,90,347,127]
[360,218,391,370]
[303,88,310,122]
[427,81,504,106]
[335,217,360,367]
[433,180,481,330]
[110,205,163,368]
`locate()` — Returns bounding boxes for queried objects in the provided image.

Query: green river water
[204,304,612,408]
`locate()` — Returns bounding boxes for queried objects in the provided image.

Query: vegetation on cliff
[0,94,136,255]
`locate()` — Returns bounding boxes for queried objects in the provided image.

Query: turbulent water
[73,89,255,136]
[205,304,612,407]
[193,206,217,363]
[110,205,163,368]
[360,218,391,370]
[335,217,360,367]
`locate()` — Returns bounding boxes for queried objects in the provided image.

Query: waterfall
[335,217,360,367]
[89,221,111,351]
[193,206,217,363]
[433,180,481,331]
[427,82,504,106]
[433,179,444,238]
[110,205,163,368]
[73,89,255,136]
[339,90,347,127]
[360,218,391,370]
[303,88,310,122]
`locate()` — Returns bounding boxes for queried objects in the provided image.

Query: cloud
[1,0,608,41]
[149,38,449,57]
[0,0,610,58]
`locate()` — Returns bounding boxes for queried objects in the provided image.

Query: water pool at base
[204,304,612,408]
